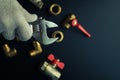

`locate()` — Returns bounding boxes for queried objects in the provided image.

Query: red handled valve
[63,14,91,38]
[48,54,65,70]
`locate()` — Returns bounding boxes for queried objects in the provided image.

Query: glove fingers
[18,2,38,22]
[16,16,33,41]
[0,17,16,40]
[2,28,15,40]
[0,23,4,33]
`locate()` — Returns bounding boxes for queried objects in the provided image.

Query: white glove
[0,0,38,41]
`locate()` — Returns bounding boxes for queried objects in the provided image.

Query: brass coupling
[50,4,62,15]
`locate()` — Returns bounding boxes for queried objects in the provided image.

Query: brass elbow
[2,44,17,57]
[30,41,42,56]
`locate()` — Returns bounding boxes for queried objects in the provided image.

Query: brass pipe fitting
[30,41,42,56]
[50,4,62,15]
[41,61,61,79]
[2,44,17,57]
[29,0,44,9]
[52,31,64,43]
[63,14,76,29]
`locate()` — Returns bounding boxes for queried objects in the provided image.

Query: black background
[0,0,120,80]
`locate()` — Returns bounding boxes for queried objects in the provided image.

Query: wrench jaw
[42,37,59,45]
[33,32,59,45]
[45,20,58,28]
[32,18,59,45]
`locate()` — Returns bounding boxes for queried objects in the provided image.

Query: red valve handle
[48,54,65,70]
[71,19,91,38]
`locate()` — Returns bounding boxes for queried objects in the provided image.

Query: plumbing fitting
[63,14,76,29]
[63,14,91,38]
[30,41,42,56]
[52,31,64,43]
[29,0,44,9]
[40,54,65,80]
[2,44,17,57]
[50,4,62,15]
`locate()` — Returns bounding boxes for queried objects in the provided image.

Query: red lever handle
[48,53,55,61]
[47,54,65,70]
[71,19,91,38]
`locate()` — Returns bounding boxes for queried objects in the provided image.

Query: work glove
[0,0,38,41]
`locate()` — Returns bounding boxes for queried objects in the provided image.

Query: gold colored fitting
[63,23,71,29]
[41,61,61,79]
[2,44,17,57]
[63,14,76,29]
[30,41,42,56]
[29,0,44,9]
[69,14,76,20]
[52,31,64,43]
[50,4,62,15]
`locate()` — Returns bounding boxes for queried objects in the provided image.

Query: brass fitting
[2,44,17,57]
[29,0,44,9]
[63,14,76,29]
[52,31,64,43]
[30,41,42,56]
[41,61,61,80]
[50,4,62,15]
